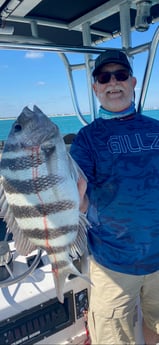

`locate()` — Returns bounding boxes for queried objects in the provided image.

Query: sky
[0,22,159,118]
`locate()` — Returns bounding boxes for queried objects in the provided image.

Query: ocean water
[0,110,159,141]
[0,114,91,141]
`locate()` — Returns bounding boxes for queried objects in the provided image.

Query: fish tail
[51,259,91,303]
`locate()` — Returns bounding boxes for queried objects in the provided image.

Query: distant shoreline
[0,109,158,121]
[0,112,90,120]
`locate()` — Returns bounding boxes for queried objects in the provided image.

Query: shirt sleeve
[70,127,96,185]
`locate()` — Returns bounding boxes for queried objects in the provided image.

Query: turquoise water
[0,114,91,141]
[0,110,159,141]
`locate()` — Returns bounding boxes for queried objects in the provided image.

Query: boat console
[0,218,90,345]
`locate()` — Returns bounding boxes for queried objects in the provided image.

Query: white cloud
[36,81,46,86]
[25,51,44,59]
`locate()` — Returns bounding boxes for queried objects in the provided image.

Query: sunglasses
[95,69,131,84]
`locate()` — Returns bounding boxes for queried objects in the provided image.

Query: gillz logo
[107,133,159,154]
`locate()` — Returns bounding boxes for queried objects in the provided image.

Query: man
[70,49,159,345]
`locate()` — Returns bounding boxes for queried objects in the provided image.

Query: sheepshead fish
[0,105,89,303]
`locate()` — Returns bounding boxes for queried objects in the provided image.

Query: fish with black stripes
[0,105,90,303]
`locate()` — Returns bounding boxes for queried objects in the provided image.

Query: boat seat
[63,133,76,152]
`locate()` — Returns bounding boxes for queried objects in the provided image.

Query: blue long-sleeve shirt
[70,113,159,275]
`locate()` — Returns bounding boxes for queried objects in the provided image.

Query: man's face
[93,63,137,112]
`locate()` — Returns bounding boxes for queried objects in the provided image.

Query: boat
[0,1,159,344]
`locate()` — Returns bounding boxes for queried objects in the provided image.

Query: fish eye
[14,124,22,132]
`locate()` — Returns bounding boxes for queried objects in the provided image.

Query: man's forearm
[80,193,89,213]
[77,175,89,213]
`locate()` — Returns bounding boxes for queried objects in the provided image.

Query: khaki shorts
[88,258,159,344]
